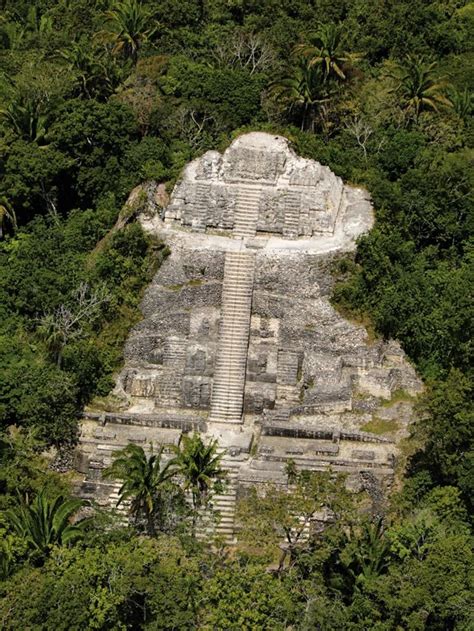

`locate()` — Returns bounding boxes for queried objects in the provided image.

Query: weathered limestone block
[302,381,353,413]
[246,345,278,383]
[250,314,280,339]
[357,368,398,399]
[182,376,211,408]
[223,142,287,183]
[257,190,285,233]
[243,382,276,413]
[185,345,214,376]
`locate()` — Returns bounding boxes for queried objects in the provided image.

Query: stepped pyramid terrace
[76,132,422,540]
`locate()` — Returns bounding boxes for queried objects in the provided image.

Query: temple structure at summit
[77,133,422,539]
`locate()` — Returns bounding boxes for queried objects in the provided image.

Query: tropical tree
[296,23,360,85]
[37,282,110,367]
[0,197,17,239]
[237,469,353,570]
[448,87,473,120]
[103,443,177,535]
[57,41,103,100]
[331,518,390,597]
[270,58,327,131]
[6,491,90,559]
[392,56,451,123]
[97,0,157,64]
[0,93,49,143]
[0,17,25,51]
[172,433,225,533]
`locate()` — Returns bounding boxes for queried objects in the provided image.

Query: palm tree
[0,197,17,239]
[328,518,390,598]
[0,17,26,51]
[58,41,100,100]
[448,87,473,120]
[97,0,157,64]
[393,56,451,123]
[103,443,176,535]
[349,519,390,588]
[296,23,360,84]
[270,58,327,131]
[6,492,90,559]
[58,39,123,100]
[172,433,225,534]
[0,93,49,143]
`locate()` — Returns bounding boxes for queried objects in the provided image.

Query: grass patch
[166,279,204,291]
[361,417,401,434]
[87,393,127,413]
[381,389,416,407]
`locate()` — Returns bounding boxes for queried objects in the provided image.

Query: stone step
[213,491,237,499]
[219,316,252,325]
[214,343,251,351]
[218,320,252,328]
[212,381,247,390]
[220,307,252,315]
[221,288,253,296]
[222,296,253,304]
[210,401,243,410]
[211,388,246,396]
[211,391,246,400]
[221,269,254,278]
[213,365,248,373]
[213,362,248,371]
[215,350,250,359]
[222,274,254,282]
[212,384,247,393]
[211,388,247,397]
[210,410,242,418]
[217,329,252,338]
[217,334,252,342]
[222,259,255,268]
[211,407,242,416]
[212,369,248,377]
[213,367,248,375]
[217,321,251,332]
[213,498,237,506]
[215,506,236,514]
[211,398,243,406]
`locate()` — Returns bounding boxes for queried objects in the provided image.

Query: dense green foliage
[0,0,472,628]
[0,446,472,630]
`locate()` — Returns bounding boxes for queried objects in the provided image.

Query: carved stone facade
[77,133,422,540]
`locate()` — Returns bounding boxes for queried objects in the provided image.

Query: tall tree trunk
[146,508,155,536]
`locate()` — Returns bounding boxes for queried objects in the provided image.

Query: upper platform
[143,132,373,255]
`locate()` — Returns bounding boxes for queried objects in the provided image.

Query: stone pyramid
[77,133,422,539]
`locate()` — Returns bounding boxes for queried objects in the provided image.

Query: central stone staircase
[211,455,240,543]
[209,251,255,423]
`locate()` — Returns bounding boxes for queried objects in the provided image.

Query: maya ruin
[77,132,422,539]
